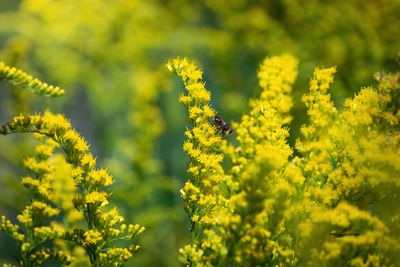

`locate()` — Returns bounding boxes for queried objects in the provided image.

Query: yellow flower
[189,106,203,119]
[192,88,211,104]
[192,215,200,222]
[99,207,124,227]
[63,129,80,144]
[73,138,89,153]
[83,230,103,245]
[179,94,192,106]
[85,191,109,206]
[81,153,96,169]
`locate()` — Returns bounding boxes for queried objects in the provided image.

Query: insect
[212,115,233,137]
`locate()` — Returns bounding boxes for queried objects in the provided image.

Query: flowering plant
[0,63,144,267]
[169,55,400,266]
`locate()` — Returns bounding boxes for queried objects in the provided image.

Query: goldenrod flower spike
[0,61,65,96]
[0,136,73,266]
[302,67,337,129]
[295,66,338,186]
[0,111,145,266]
[168,58,230,264]
[212,54,299,265]
[257,54,299,124]
[167,58,225,225]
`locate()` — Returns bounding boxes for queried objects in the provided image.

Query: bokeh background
[0,0,399,266]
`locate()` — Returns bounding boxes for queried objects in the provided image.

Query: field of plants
[0,0,399,266]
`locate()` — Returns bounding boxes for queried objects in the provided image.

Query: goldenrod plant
[0,62,71,266]
[1,1,400,265]
[0,2,399,265]
[0,111,145,266]
[0,64,144,266]
[167,58,223,229]
[167,57,230,264]
[169,55,400,266]
[295,67,400,266]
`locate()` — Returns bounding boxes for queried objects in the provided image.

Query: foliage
[169,55,400,266]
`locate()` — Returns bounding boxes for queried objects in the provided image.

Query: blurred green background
[0,0,399,266]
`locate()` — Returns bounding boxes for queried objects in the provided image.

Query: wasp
[212,115,233,137]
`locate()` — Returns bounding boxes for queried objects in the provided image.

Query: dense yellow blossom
[170,55,300,265]
[0,135,73,266]
[295,66,400,265]
[211,54,299,265]
[99,247,139,266]
[83,230,103,245]
[0,110,145,266]
[1,1,399,265]
[257,54,299,123]
[84,191,109,206]
[170,55,400,266]
[168,58,226,231]
[169,58,232,265]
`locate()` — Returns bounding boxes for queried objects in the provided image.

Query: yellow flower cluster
[28,248,73,265]
[98,207,123,228]
[84,191,109,206]
[170,55,400,266]
[169,55,300,265]
[302,67,337,129]
[33,225,65,244]
[217,55,298,265]
[46,154,90,266]
[0,61,64,96]
[17,201,59,227]
[167,58,226,231]
[168,58,233,264]
[295,67,400,265]
[99,246,141,266]
[50,154,83,225]
[298,202,398,266]
[295,67,338,186]
[0,110,145,266]
[0,135,73,266]
[83,230,103,245]
[257,54,299,124]
[1,216,24,243]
